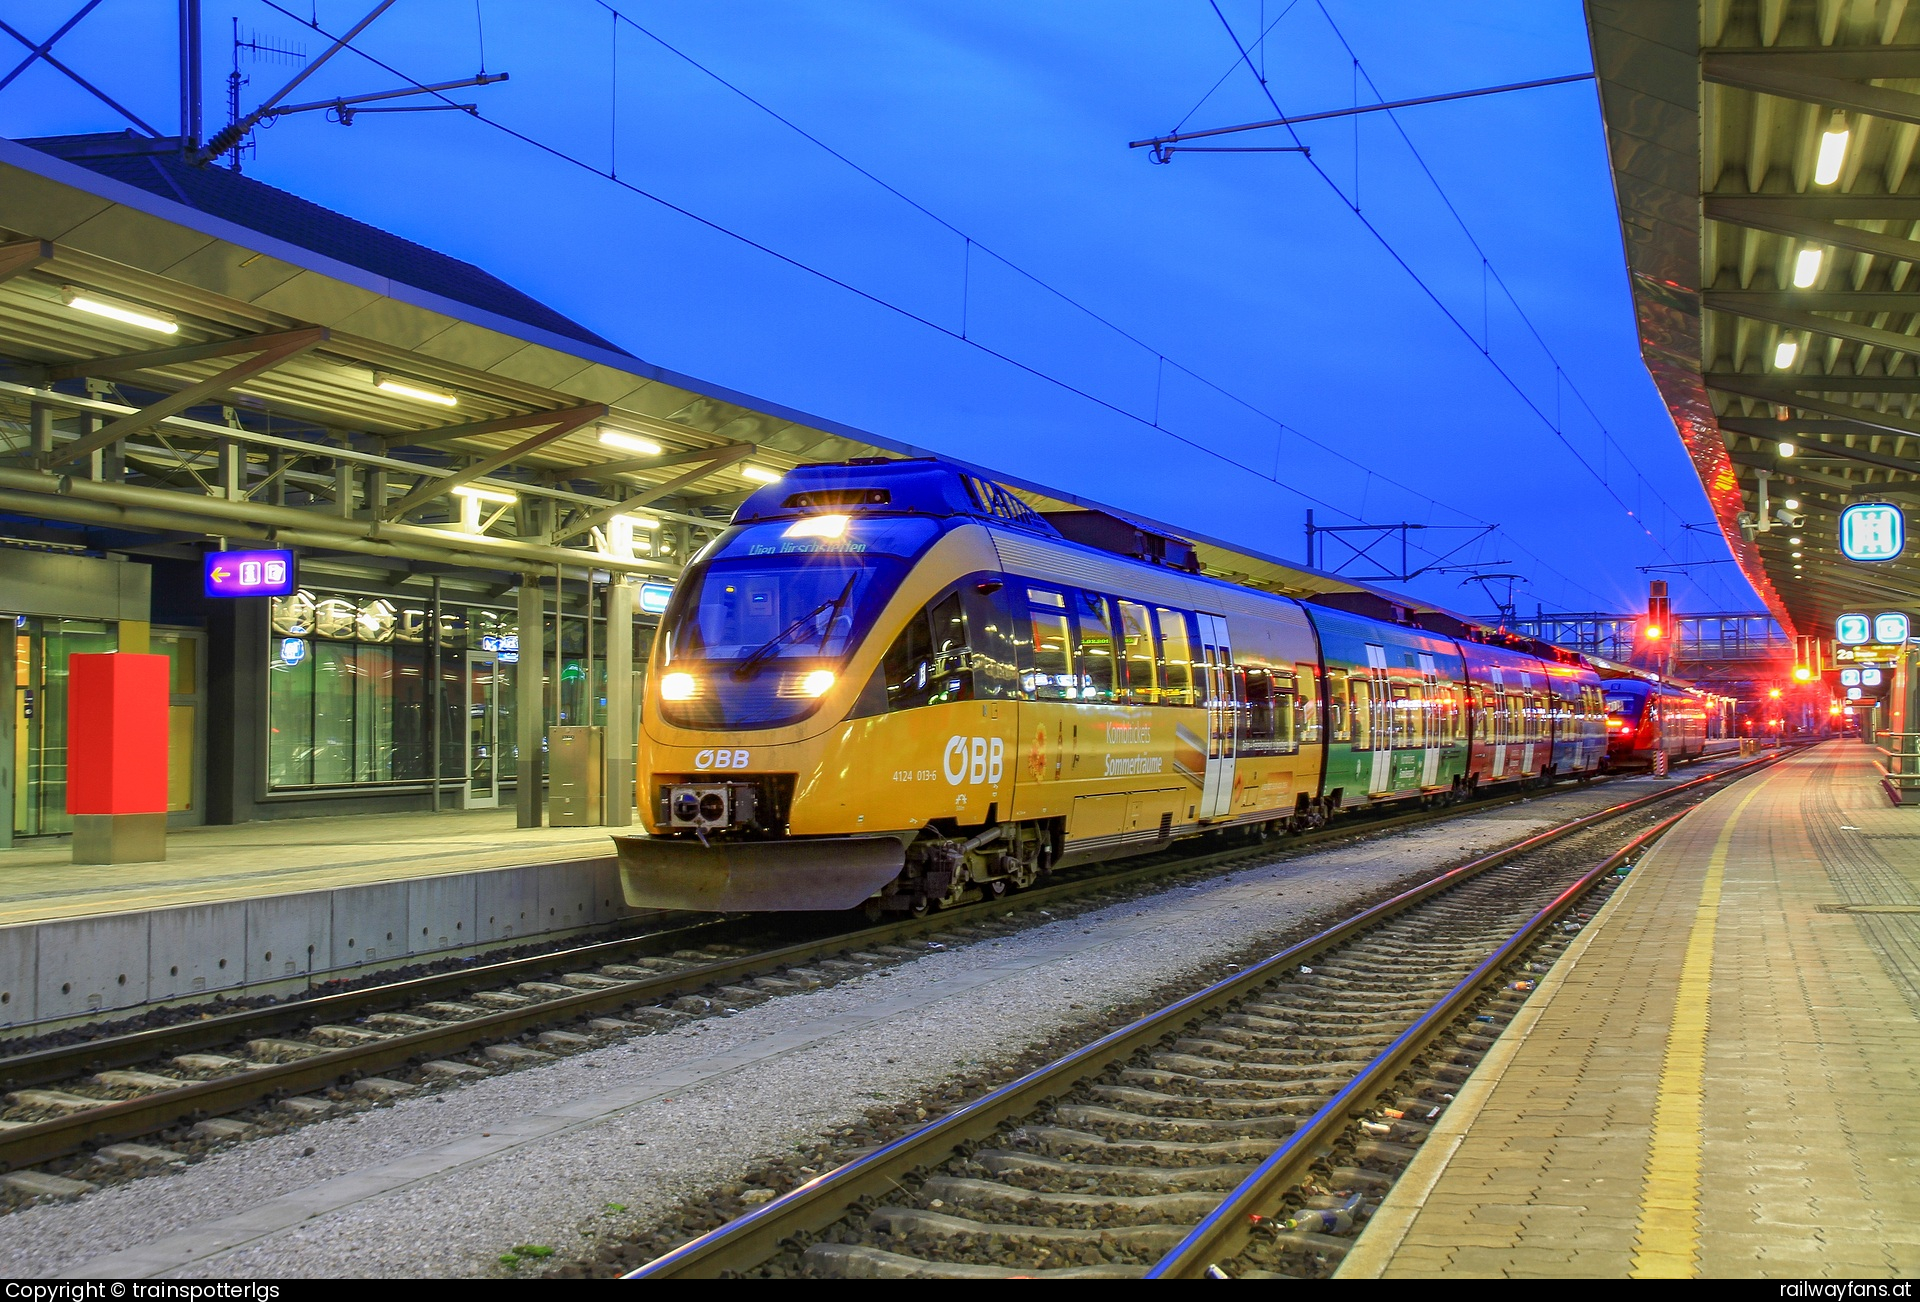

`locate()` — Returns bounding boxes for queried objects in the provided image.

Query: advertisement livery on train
[615,460,1648,915]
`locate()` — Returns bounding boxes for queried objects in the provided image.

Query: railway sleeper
[1011,1124,1283,1163]
[1086,1085,1317,1117]
[1147,1051,1359,1084]
[865,1206,1185,1255]
[1166,1038,1373,1068]
[1174,1032,1375,1062]
[1237,999,1439,1022]
[918,1176,1224,1224]
[803,1241,1141,1280]
[1047,1104,1301,1138]
[969,1151,1254,1193]
[1117,1067,1343,1098]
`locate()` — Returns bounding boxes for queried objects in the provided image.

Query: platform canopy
[1589,0,1920,639]
[0,129,1402,605]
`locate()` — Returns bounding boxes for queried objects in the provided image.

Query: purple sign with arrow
[204,549,296,598]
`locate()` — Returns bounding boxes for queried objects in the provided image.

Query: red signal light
[1644,624,1663,640]
[1768,687,1783,699]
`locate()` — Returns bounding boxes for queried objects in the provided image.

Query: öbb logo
[943,736,1004,786]
[694,749,750,770]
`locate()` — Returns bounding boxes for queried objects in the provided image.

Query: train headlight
[801,669,836,697]
[660,671,697,701]
[785,514,849,539]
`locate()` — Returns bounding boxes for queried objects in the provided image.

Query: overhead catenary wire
[1202,0,1724,608]
[251,0,1622,606]
[1306,3,1746,608]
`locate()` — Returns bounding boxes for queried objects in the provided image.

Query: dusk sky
[1,0,1762,617]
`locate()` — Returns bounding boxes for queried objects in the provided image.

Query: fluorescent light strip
[740,466,782,483]
[61,287,178,335]
[375,374,459,407]
[599,430,662,456]
[450,485,517,504]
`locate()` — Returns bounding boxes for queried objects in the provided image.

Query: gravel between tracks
[0,775,1698,1278]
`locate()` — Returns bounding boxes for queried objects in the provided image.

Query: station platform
[0,810,646,1033]
[1343,740,1920,1278]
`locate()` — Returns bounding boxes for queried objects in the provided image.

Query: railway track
[625,755,1773,1279]
[0,752,1766,1196]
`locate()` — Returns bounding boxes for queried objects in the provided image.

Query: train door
[1417,653,1441,786]
[1364,643,1391,794]
[1196,613,1239,820]
[1489,667,1507,777]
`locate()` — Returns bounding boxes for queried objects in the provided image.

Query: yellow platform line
[1629,782,1765,1278]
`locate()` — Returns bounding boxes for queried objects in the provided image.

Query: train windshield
[657,515,942,727]
[1603,694,1642,719]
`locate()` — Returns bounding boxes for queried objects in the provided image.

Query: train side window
[1349,676,1372,749]
[1025,588,1075,700]
[1326,670,1349,741]
[1294,664,1322,745]
[1073,591,1117,702]
[1154,608,1196,706]
[926,592,973,706]
[961,575,1020,700]
[1244,667,1274,747]
[1275,670,1299,752]
[1115,600,1157,704]
[880,604,936,711]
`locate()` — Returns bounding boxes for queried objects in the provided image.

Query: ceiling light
[1774,337,1800,369]
[598,430,662,456]
[621,512,660,530]
[1815,111,1850,186]
[1778,441,1796,457]
[450,485,517,504]
[1794,563,1804,569]
[374,373,458,407]
[1784,498,1801,510]
[1792,247,1824,288]
[61,286,179,334]
[741,466,782,483]
[1792,552,1803,558]
[1789,536,1802,545]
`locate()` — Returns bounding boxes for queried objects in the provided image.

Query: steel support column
[603,578,634,828]
[515,577,544,829]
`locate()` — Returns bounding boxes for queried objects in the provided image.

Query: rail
[628,750,1782,1278]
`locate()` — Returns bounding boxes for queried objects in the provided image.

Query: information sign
[1836,613,1872,645]
[205,549,295,597]
[1840,503,1905,561]
[639,581,674,615]
[1874,612,1911,644]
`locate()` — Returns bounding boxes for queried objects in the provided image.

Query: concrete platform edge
[0,853,659,1032]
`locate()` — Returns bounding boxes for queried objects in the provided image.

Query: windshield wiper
[731,576,857,681]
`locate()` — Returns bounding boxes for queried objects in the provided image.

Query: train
[1601,677,1708,770]
[614,458,1667,914]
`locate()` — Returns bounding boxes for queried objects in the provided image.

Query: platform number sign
[1836,613,1872,646]
[1839,502,1905,562]
[1874,612,1911,644]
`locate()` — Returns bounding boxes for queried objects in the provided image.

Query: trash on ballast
[1205,1265,1232,1279]
[1300,966,1314,975]
[1426,1106,1442,1120]
[1511,980,1535,992]
[1285,1193,1363,1236]
[1360,1120,1392,1136]
[1440,1093,1455,1102]
[1382,1107,1407,1120]
[1474,1014,1497,1023]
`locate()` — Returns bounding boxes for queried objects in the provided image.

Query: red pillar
[67,652,170,863]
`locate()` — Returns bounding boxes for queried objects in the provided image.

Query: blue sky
[1,0,1760,617]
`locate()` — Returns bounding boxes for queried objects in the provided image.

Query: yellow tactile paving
[0,810,619,925]
[1342,741,1920,1279]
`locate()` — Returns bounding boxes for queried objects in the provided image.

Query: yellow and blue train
[616,459,1616,914]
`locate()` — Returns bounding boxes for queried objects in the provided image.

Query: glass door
[465,652,500,808]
